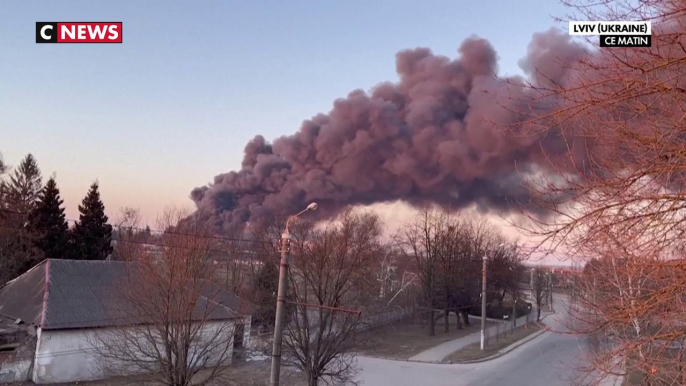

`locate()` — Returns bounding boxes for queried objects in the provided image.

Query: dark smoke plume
[191,29,588,232]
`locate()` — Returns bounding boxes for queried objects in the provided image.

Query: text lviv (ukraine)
[569,21,651,47]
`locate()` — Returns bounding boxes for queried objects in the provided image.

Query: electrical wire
[0,208,274,246]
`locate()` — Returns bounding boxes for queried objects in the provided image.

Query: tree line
[0,153,113,283]
[103,207,386,386]
[396,207,532,336]
[176,207,533,385]
[0,153,542,386]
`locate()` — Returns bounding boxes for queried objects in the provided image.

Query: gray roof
[0,261,46,327]
[0,259,251,330]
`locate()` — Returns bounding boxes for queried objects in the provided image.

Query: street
[356,297,606,386]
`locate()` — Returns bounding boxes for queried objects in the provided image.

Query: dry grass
[442,323,543,363]
[7,360,306,386]
[358,314,496,360]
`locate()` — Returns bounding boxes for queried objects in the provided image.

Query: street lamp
[530,267,535,302]
[480,253,488,351]
[270,202,317,386]
[510,266,516,333]
[548,270,554,311]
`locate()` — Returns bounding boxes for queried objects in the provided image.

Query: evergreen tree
[29,178,70,260]
[142,225,152,242]
[5,154,42,214]
[0,153,7,209]
[0,154,42,283]
[71,182,113,260]
[0,153,6,180]
[252,261,279,327]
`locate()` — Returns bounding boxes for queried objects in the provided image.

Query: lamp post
[480,253,488,350]
[551,269,556,310]
[511,266,516,333]
[530,268,534,303]
[270,203,318,386]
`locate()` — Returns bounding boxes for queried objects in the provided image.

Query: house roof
[0,259,252,330]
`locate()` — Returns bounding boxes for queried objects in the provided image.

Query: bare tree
[437,218,461,332]
[377,247,420,315]
[115,207,141,230]
[567,244,686,386]
[484,241,526,326]
[447,218,483,327]
[246,215,288,329]
[111,207,145,261]
[531,267,549,322]
[396,207,447,336]
[92,208,246,386]
[397,208,525,333]
[283,209,383,386]
[454,217,513,323]
[506,1,686,383]
[207,228,256,305]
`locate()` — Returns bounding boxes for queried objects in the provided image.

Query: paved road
[356,296,614,386]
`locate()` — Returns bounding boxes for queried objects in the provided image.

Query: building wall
[0,325,37,383]
[32,327,99,384]
[0,353,32,383]
[33,319,247,384]
[240,316,252,349]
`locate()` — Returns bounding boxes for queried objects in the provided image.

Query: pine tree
[252,261,279,327]
[6,154,42,214]
[71,182,113,260]
[0,153,6,179]
[29,178,70,260]
[0,154,43,283]
[0,153,7,209]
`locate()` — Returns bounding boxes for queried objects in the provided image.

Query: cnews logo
[36,22,122,43]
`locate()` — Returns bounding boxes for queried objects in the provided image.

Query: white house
[0,259,252,384]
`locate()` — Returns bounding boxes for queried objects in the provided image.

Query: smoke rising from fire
[191,28,588,232]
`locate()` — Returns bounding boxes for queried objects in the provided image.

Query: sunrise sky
[1,1,567,234]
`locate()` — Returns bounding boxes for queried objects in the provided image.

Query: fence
[483,311,536,344]
[357,307,411,332]
[295,305,410,334]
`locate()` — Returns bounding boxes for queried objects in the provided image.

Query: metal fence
[483,311,536,344]
[357,307,411,332]
[297,305,411,334]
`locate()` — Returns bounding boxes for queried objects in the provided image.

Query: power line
[0,224,278,261]
[0,207,273,246]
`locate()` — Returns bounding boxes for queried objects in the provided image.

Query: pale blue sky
[0,1,568,224]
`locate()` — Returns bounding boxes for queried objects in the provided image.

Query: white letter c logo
[41,25,53,40]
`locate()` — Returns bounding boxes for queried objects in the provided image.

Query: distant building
[0,259,252,384]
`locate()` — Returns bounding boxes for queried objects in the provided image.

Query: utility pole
[480,253,488,350]
[270,203,317,386]
[270,234,290,386]
[530,268,534,301]
[548,271,553,312]
[512,299,516,332]
[512,266,516,333]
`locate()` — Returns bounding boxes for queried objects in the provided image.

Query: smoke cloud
[191,28,588,232]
